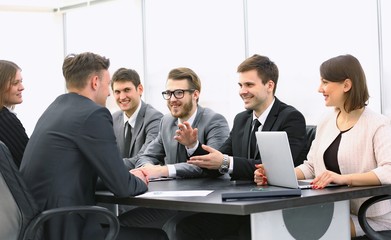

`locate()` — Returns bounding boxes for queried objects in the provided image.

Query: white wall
[138,0,385,126]
[1,0,390,135]
[143,0,245,125]
[64,0,144,111]
[381,0,391,117]
[0,11,64,136]
[247,0,381,124]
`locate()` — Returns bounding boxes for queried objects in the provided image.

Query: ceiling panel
[0,0,109,12]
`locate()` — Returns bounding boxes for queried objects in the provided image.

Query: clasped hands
[129,168,150,185]
[131,164,169,181]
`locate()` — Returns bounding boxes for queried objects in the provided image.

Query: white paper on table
[136,190,213,198]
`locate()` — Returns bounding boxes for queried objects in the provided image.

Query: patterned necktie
[123,122,132,158]
[249,119,262,159]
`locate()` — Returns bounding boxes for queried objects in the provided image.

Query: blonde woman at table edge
[254,54,391,238]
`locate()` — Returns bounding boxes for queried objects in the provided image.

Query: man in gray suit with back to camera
[118,67,230,229]
[20,52,168,240]
[111,68,163,169]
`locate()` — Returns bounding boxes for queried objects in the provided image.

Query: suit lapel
[114,113,125,155]
[262,98,281,131]
[130,102,146,155]
[173,106,204,163]
[242,115,253,157]
[191,106,204,128]
[256,98,281,159]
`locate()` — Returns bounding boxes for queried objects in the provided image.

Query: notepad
[221,188,301,201]
[137,190,213,198]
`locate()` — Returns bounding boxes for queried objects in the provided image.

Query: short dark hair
[237,54,279,94]
[111,68,141,90]
[62,52,110,90]
[320,54,369,112]
[0,60,21,108]
[167,67,201,103]
[167,67,201,93]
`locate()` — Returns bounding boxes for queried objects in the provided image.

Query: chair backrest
[0,141,40,240]
[0,170,21,239]
[0,141,120,240]
[305,125,317,152]
[295,125,317,166]
[357,195,391,239]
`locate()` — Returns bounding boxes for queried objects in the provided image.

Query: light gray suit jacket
[136,105,230,178]
[112,101,163,169]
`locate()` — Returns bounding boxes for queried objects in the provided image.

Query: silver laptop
[255,131,338,189]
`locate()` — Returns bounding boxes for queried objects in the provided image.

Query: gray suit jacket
[112,101,163,169]
[136,105,229,178]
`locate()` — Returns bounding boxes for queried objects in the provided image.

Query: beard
[168,99,194,119]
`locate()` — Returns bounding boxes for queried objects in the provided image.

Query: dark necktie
[249,119,262,159]
[123,122,132,158]
[176,143,187,163]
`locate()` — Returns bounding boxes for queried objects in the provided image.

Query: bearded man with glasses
[118,67,230,230]
[132,67,230,177]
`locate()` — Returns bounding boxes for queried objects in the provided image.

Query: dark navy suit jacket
[219,97,307,180]
[20,93,148,240]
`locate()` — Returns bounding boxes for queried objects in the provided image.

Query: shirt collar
[4,106,17,115]
[253,97,275,125]
[178,108,198,126]
[123,102,142,128]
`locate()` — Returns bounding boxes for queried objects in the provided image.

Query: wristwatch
[218,154,230,174]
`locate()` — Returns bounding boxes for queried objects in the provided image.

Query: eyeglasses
[161,89,195,100]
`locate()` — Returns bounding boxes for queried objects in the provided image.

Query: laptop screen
[255,131,301,189]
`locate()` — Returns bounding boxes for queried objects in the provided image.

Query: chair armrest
[22,205,119,240]
[357,194,391,240]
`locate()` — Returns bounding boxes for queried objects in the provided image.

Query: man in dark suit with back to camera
[177,54,307,239]
[20,52,168,240]
[111,68,163,169]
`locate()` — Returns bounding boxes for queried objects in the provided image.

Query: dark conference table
[96,177,391,239]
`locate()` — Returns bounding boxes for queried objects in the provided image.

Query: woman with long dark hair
[0,60,29,168]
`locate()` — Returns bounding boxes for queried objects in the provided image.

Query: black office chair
[295,125,317,166]
[0,141,120,240]
[354,194,391,240]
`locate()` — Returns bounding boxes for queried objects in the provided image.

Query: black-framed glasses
[161,89,195,100]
